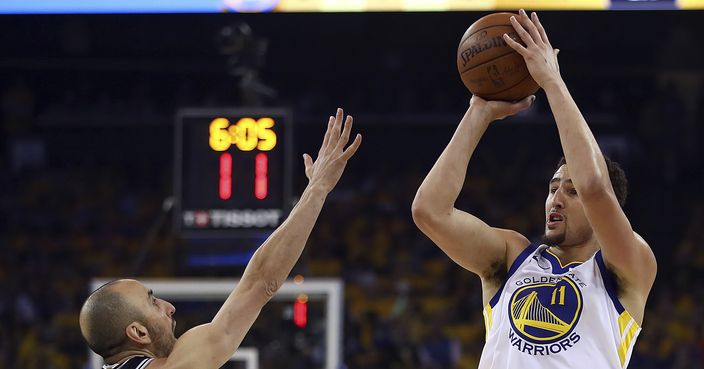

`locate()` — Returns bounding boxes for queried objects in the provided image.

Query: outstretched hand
[470,94,535,122]
[303,108,362,194]
[503,9,561,88]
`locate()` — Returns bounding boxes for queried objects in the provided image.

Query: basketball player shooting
[412,10,656,369]
[79,108,361,369]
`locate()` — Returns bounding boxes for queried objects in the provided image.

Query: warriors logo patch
[508,277,583,344]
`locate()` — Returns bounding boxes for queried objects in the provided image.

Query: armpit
[482,259,507,285]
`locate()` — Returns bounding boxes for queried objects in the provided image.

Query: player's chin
[542,228,565,246]
[544,224,558,235]
[164,339,177,357]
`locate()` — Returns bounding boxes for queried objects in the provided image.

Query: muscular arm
[544,80,656,285]
[544,80,656,296]
[165,185,328,369]
[162,109,361,369]
[412,97,532,283]
[506,10,656,302]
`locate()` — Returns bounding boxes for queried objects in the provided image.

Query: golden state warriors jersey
[478,244,640,369]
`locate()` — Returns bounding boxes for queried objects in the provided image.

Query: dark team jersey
[103,356,154,369]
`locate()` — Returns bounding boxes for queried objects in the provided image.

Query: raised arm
[504,10,656,302]
[411,96,533,285]
[163,108,361,369]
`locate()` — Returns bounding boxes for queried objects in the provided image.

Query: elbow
[411,191,442,230]
[411,200,428,228]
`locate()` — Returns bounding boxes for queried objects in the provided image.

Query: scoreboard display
[175,108,292,238]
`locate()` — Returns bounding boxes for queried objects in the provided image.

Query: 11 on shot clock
[175,108,292,237]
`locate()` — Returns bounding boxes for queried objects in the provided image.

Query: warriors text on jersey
[478,244,640,369]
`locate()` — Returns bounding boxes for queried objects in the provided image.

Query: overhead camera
[215,22,276,104]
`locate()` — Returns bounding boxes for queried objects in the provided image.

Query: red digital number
[294,298,307,328]
[220,152,268,201]
[219,153,232,200]
[255,153,268,200]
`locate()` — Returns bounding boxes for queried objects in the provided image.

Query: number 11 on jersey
[551,285,566,305]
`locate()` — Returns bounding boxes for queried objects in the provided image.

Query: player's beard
[542,228,566,246]
[147,319,177,358]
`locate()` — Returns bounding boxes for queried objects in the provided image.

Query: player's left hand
[503,9,561,88]
[470,94,535,122]
[303,108,362,194]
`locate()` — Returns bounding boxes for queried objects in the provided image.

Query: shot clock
[175,108,292,238]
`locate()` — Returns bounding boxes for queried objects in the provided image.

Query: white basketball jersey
[478,244,640,369]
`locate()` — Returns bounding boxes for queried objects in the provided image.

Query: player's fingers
[328,108,344,151]
[513,95,535,112]
[503,33,528,56]
[318,116,334,156]
[532,12,551,46]
[335,115,354,152]
[340,134,362,161]
[303,153,314,179]
[554,49,561,71]
[470,95,487,104]
[518,9,543,47]
[510,14,536,48]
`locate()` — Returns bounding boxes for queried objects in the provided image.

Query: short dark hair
[556,156,628,207]
[80,280,146,358]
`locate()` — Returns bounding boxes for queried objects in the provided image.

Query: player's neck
[550,238,600,265]
[104,349,155,366]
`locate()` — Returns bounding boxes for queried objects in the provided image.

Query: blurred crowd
[2,10,704,369]
[2,76,703,369]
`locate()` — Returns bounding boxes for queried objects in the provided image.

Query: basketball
[457,12,540,101]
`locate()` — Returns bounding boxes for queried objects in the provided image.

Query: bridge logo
[508,277,583,343]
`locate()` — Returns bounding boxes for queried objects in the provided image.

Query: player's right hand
[470,94,535,122]
[303,108,362,194]
[504,10,561,89]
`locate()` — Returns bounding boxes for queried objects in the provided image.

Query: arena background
[1,5,703,369]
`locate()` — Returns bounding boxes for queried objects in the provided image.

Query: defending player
[79,108,361,369]
[412,10,656,369]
